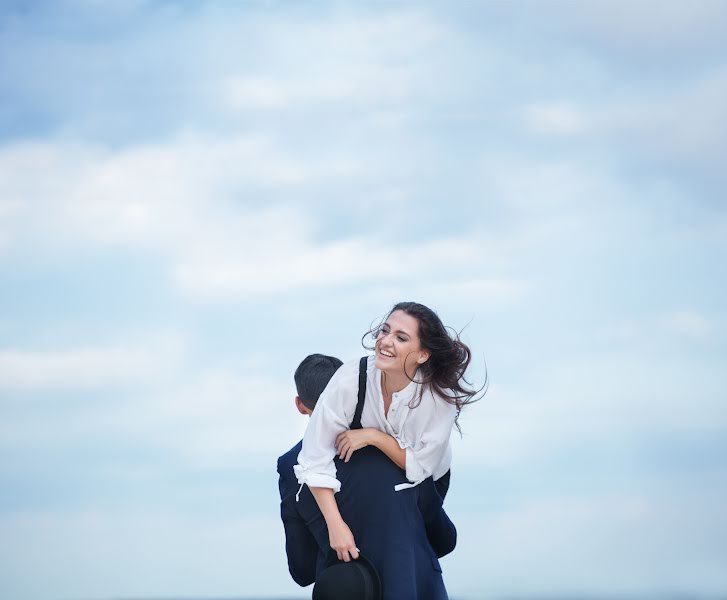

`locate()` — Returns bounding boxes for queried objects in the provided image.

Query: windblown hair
[362,301,486,429]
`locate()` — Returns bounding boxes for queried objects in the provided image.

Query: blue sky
[1,1,727,599]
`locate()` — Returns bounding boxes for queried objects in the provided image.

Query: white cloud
[662,309,713,339]
[59,0,147,15]
[477,152,609,215]
[410,278,529,310]
[525,103,587,135]
[0,510,300,600]
[2,135,534,301]
[445,491,727,597]
[137,370,304,469]
[175,236,493,299]
[508,0,727,74]
[0,345,170,391]
[0,135,359,259]
[452,342,727,471]
[220,66,414,112]
[221,78,290,110]
[0,350,305,471]
[1,3,726,600]
[0,198,23,251]
[595,69,727,167]
[525,69,727,173]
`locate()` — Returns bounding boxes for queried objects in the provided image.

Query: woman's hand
[336,428,378,462]
[309,486,358,562]
[328,518,360,562]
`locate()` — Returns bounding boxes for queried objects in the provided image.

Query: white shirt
[293,356,457,492]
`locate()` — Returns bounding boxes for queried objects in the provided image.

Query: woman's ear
[417,349,431,365]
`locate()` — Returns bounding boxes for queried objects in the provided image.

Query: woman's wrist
[310,486,342,523]
[369,430,406,470]
[323,506,343,525]
[367,428,387,449]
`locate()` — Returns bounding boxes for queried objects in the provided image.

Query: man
[277,354,456,598]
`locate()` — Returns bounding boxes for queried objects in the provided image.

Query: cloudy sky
[1,1,726,599]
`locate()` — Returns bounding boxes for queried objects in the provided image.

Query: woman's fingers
[335,433,347,456]
[338,439,361,461]
[334,546,354,562]
[329,520,357,563]
[337,440,348,458]
[338,440,350,461]
[336,431,368,460]
[339,544,360,562]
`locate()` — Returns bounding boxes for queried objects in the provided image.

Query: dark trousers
[434,469,451,500]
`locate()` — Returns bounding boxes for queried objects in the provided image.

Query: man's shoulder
[319,356,361,395]
[277,440,303,476]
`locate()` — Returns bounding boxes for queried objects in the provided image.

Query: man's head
[294,353,343,415]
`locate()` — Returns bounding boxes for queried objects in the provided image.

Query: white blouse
[293,355,457,493]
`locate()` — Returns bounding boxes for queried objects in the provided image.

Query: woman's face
[374,310,431,377]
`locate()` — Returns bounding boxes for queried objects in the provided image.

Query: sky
[1,1,727,599]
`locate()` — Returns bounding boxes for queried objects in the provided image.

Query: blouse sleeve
[400,392,457,485]
[293,358,359,493]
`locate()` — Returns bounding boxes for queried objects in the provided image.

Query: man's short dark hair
[294,354,343,411]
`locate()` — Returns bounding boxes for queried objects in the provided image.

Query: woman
[294,301,480,563]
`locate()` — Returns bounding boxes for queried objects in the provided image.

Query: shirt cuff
[293,464,342,493]
[404,447,426,484]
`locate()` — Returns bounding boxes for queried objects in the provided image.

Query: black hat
[312,553,382,600]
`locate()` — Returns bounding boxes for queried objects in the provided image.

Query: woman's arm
[335,428,406,469]
[293,360,364,560]
[294,360,358,491]
[337,392,457,484]
[309,486,360,562]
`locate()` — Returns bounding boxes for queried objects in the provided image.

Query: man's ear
[295,396,312,416]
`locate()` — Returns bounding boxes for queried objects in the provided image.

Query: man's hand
[336,428,378,462]
[328,518,360,562]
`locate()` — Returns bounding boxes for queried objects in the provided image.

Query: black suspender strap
[350,356,368,430]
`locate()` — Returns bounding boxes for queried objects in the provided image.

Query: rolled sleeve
[293,463,341,493]
[405,446,427,484]
[401,397,457,485]
[293,359,358,493]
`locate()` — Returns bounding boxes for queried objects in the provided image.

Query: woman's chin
[375,356,396,371]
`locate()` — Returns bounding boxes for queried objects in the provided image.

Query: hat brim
[322,552,382,599]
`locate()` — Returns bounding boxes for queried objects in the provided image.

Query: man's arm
[417,477,457,558]
[278,457,318,586]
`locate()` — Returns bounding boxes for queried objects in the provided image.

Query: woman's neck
[380,369,412,395]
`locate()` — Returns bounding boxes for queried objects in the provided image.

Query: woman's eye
[397,336,406,342]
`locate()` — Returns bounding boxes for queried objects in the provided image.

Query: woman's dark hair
[362,301,486,429]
